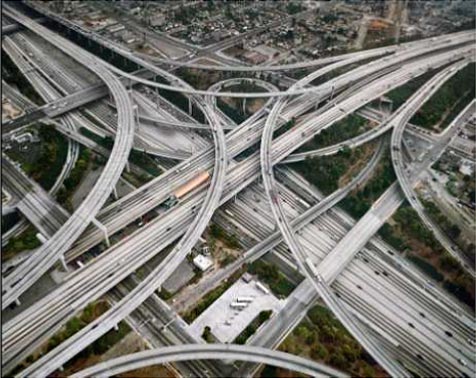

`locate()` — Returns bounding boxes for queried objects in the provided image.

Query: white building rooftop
[193,254,213,272]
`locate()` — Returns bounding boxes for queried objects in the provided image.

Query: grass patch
[217,98,247,124]
[248,260,296,297]
[209,224,241,250]
[2,225,41,260]
[278,304,382,377]
[56,147,91,211]
[11,300,130,375]
[18,125,69,191]
[407,255,444,282]
[378,204,474,308]
[234,310,272,345]
[80,127,110,148]
[340,151,396,218]
[129,150,162,177]
[296,114,370,152]
[385,69,437,109]
[410,63,475,131]
[273,118,296,139]
[182,269,244,323]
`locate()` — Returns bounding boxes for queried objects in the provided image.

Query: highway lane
[5,32,84,196]
[27,1,473,99]
[14,71,229,378]
[3,160,219,378]
[2,36,472,372]
[3,32,198,162]
[170,137,385,314]
[59,48,387,260]
[319,59,474,284]
[110,31,475,97]
[2,36,81,198]
[5,34,466,284]
[249,46,472,376]
[230,177,475,377]
[69,344,348,378]
[1,69,157,134]
[277,165,475,322]
[230,173,475,377]
[62,32,474,262]
[2,6,135,310]
[109,277,230,378]
[131,30,472,72]
[392,92,476,274]
[4,27,207,161]
[2,79,154,184]
[2,156,69,239]
[260,69,410,377]
[1,24,474,376]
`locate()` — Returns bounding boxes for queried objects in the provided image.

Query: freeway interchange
[1,2,476,378]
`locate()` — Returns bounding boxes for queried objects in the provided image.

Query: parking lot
[188,274,285,343]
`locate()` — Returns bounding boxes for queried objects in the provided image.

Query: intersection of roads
[2,2,475,377]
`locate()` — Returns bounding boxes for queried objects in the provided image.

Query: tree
[202,326,213,342]
[330,351,349,370]
[448,224,461,240]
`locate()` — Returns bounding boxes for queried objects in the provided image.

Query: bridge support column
[92,219,110,247]
[188,99,192,116]
[125,162,131,173]
[59,254,69,272]
[15,298,21,307]
[134,104,140,129]
[113,186,119,200]
[114,324,119,331]
[242,98,247,115]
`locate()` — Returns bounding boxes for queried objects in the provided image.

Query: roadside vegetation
[1,212,20,234]
[384,69,438,109]
[56,147,91,212]
[379,204,474,308]
[234,310,272,344]
[292,143,378,198]
[2,225,41,260]
[129,150,162,177]
[275,304,385,377]
[201,326,215,343]
[10,300,131,376]
[273,118,297,139]
[247,260,296,297]
[340,150,395,218]
[182,269,244,323]
[80,128,161,178]
[295,115,372,152]
[410,63,475,132]
[217,81,266,125]
[209,224,241,250]
[7,125,69,192]
[2,49,44,105]
[421,198,474,258]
